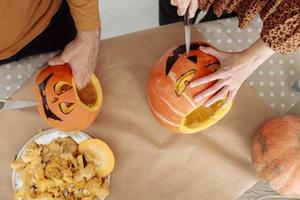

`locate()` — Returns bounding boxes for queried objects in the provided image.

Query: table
[0,23,275,200]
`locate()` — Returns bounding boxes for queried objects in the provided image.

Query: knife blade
[184,11,192,55]
[0,99,39,110]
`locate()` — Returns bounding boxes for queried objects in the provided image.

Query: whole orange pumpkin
[147,42,231,134]
[252,115,300,197]
[35,64,103,131]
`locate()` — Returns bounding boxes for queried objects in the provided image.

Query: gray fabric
[0,52,57,99]
[238,181,299,200]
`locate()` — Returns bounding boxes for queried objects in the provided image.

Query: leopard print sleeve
[260,0,300,54]
[198,0,300,54]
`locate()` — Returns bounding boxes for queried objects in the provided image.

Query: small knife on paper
[0,99,38,111]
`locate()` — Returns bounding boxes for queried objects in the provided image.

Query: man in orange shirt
[0,0,100,89]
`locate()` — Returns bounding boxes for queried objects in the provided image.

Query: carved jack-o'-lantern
[35,64,102,131]
[147,42,232,134]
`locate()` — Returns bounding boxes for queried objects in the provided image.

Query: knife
[0,99,39,111]
[184,10,192,55]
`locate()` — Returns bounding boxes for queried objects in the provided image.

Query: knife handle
[184,11,191,25]
[183,7,198,25]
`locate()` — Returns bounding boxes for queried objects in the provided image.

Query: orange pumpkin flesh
[147,42,231,134]
[252,115,300,197]
[35,64,103,131]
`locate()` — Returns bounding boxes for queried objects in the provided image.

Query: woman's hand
[170,0,198,18]
[190,39,275,107]
[48,30,100,89]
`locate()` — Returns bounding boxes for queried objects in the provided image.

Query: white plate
[12,128,110,200]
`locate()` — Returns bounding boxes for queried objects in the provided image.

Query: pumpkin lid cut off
[78,138,115,177]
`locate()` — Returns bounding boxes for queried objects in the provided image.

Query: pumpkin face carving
[147,42,232,134]
[35,64,102,131]
[252,116,300,197]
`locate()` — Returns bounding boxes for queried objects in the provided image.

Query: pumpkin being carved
[252,115,300,197]
[147,42,232,134]
[35,64,102,131]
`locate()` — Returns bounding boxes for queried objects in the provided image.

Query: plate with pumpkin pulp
[11,128,115,200]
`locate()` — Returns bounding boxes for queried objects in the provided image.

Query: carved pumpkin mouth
[38,73,62,121]
[175,69,196,97]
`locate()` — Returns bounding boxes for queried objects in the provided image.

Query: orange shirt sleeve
[67,0,100,31]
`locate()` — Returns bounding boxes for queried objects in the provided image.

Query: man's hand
[48,30,100,89]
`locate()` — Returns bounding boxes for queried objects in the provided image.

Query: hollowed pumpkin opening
[181,99,229,133]
[73,74,102,112]
[77,82,97,107]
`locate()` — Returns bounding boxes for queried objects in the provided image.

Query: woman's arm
[170,0,300,106]
[48,0,101,89]
[190,39,275,107]
[260,0,300,54]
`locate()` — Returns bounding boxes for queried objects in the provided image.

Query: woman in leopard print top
[171,0,300,107]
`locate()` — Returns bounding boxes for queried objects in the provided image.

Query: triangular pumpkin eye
[166,55,179,75]
[59,102,75,114]
[187,56,197,63]
[173,45,186,54]
[54,82,73,95]
[190,43,201,50]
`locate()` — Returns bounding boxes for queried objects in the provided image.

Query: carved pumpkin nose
[35,64,103,131]
[147,42,232,134]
